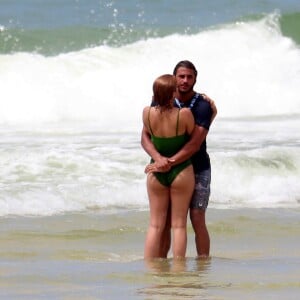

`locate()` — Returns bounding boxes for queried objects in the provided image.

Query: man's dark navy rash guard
[174,94,212,173]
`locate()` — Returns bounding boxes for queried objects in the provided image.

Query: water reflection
[139,257,212,299]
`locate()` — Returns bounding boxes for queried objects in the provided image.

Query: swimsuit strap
[147,107,154,136]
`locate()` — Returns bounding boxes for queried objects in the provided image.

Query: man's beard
[178,85,194,95]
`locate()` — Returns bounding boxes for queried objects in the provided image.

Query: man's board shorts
[190,168,211,210]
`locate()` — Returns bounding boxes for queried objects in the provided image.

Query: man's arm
[144,125,208,173]
[168,125,208,166]
[166,94,217,166]
[142,96,217,173]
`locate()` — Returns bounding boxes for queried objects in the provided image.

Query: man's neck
[175,90,196,103]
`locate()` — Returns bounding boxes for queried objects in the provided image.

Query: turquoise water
[0,0,300,54]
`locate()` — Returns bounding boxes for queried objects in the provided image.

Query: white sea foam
[0,13,299,128]
[0,14,299,216]
[0,117,299,216]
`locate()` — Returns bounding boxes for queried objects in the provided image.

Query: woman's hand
[144,160,173,173]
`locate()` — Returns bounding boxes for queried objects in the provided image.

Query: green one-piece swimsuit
[148,108,192,187]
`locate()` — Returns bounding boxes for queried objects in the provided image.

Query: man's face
[175,67,196,94]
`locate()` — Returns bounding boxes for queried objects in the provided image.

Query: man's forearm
[169,126,208,166]
[168,140,198,166]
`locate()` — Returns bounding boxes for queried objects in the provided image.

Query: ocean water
[0,0,300,299]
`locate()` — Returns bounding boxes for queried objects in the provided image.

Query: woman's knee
[171,218,187,229]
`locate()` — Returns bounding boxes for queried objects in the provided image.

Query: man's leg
[189,169,211,257]
[190,208,210,257]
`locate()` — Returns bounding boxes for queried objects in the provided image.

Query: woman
[143,74,195,259]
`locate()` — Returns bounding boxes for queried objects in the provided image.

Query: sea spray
[0,13,299,128]
[0,13,299,216]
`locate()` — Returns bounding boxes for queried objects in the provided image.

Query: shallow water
[1,208,299,299]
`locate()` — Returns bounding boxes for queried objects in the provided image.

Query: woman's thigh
[147,173,170,224]
[170,165,195,220]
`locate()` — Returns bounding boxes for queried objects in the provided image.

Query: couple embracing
[141,60,217,259]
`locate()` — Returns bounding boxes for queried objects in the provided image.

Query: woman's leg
[170,165,195,258]
[144,173,170,259]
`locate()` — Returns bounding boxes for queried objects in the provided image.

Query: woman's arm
[168,125,208,166]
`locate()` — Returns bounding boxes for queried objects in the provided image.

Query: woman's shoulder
[142,106,151,115]
[179,107,193,118]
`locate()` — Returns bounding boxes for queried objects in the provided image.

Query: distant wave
[0,11,299,56]
[0,13,299,126]
[280,12,300,44]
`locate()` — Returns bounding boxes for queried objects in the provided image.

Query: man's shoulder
[191,93,212,129]
[193,93,211,111]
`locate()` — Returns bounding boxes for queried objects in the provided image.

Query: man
[141,60,217,258]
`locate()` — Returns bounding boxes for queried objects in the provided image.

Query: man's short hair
[173,60,198,77]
